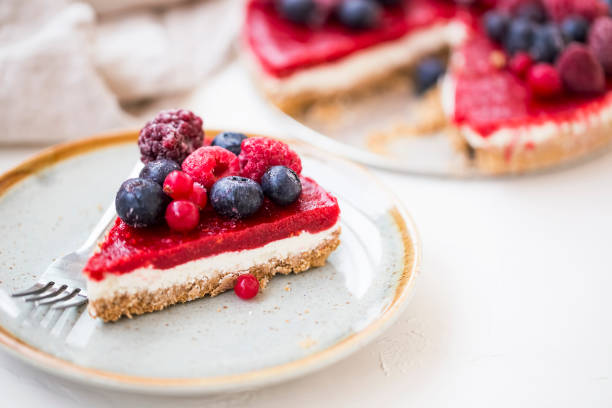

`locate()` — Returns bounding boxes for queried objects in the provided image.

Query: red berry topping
[589,17,612,75]
[542,0,609,22]
[234,274,259,300]
[165,200,200,232]
[557,44,606,94]
[238,137,302,182]
[527,63,563,98]
[509,52,533,78]
[189,182,208,210]
[138,110,204,164]
[163,171,194,200]
[182,146,240,189]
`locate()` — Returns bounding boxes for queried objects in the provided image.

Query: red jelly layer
[245,0,462,78]
[453,33,612,137]
[84,177,340,281]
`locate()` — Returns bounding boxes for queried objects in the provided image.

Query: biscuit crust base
[88,231,340,322]
[449,119,612,175]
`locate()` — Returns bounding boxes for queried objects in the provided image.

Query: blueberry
[505,18,535,55]
[606,0,612,16]
[210,176,264,219]
[116,178,169,228]
[261,166,302,206]
[211,132,247,156]
[561,16,589,43]
[277,0,319,25]
[139,159,181,186]
[529,24,564,63]
[415,57,446,94]
[483,11,510,43]
[338,0,381,30]
[515,1,547,23]
[375,0,401,6]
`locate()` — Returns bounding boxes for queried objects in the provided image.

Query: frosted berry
[239,137,302,182]
[189,182,208,210]
[163,171,194,200]
[165,200,200,232]
[527,63,563,97]
[588,16,612,74]
[140,159,181,186]
[116,178,169,228]
[182,146,241,189]
[210,176,264,219]
[483,11,510,43]
[234,274,259,300]
[211,132,247,155]
[337,0,381,30]
[261,166,302,206]
[561,16,590,43]
[557,43,606,94]
[278,0,320,25]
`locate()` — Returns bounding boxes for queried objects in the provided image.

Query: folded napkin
[0,0,238,144]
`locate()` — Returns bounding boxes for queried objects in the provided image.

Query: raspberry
[138,109,204,164]
[542,0,608,22]
[163,171,194,200]
[509,52,533,77]
[557,43,606,94]
[527,63,563,97]
[234,274,259,300]
[182,146,240,189]
[165,200,200,232]
[238,137,302,182]
[589,17,612,75]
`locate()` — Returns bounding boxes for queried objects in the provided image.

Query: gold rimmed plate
[0,131,420,395]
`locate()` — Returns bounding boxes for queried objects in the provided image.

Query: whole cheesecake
[84,111,341,322]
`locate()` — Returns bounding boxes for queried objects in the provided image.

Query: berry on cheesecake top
[452,0,612,136]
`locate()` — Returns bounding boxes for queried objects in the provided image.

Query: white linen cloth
[0,0,239,144]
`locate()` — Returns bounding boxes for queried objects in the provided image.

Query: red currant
[163,171,193,200]
[234,274,259,300]
[165,200,199,232]
[527,63,562,98]
[189,182,208,210]
[509,52,533,78]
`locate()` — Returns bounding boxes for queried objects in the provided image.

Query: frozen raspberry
[527,63,563,97]
[238,137,302,182]
[542,0,608,22]
[234,274,259,300]
[138,109,204,164]
[557,43,606,94]
[182,146,240,189]
[509,52,533,77]
[589,17,612,75]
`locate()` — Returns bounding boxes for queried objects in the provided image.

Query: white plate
[0,131,420,395]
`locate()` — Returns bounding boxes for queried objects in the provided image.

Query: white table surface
[1,63,612,407]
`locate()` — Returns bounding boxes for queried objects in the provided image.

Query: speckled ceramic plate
[0,131,421,395]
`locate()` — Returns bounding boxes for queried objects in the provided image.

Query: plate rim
[0,130,422,394]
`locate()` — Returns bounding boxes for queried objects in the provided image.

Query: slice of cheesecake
[84,177,340,322]
[244,0,466,112]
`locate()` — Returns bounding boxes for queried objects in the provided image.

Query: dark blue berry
[505,18,535,55]
[415,57,446,94]
[338,0,381,30]
[606,0,612,16]
[116,178,169,228]
[210,176,263,219]
[483,11,510,43]
[375,0,401,6]
[561,16,590,43]
[261,166,302,206]
[211,132,247,156]
[278,0,319,25]
[515,2,547,23]
[139,159,181,185]
[529,24,564,63]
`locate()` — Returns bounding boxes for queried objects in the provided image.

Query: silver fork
[11,162,142,312]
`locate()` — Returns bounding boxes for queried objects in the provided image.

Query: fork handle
[76,161,143,256]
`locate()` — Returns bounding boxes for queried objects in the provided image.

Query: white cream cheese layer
[441,74,612,149]
[88,223,340,300]
[257,21,467,99]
